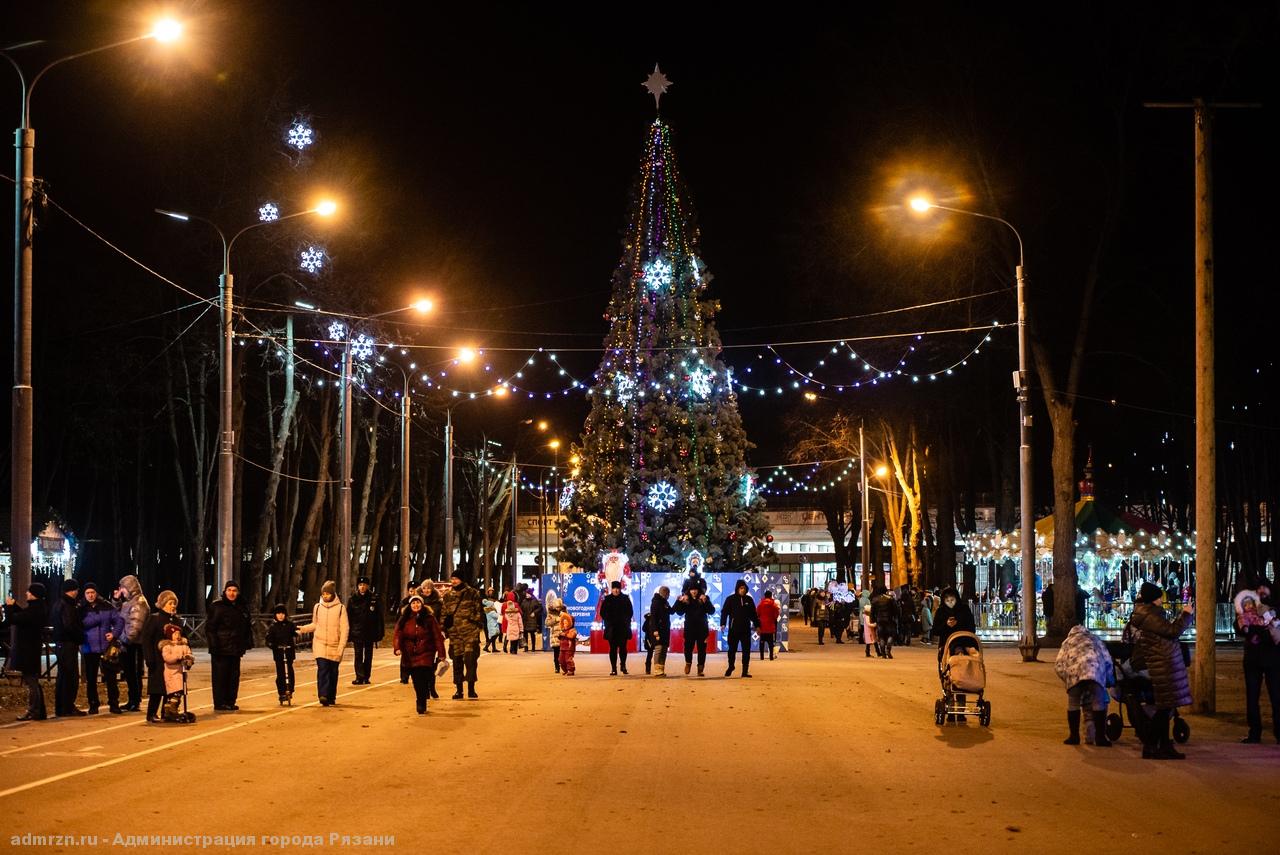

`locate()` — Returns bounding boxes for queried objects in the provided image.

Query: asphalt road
[1,627,1276,853]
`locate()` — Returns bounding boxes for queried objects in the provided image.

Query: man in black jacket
[648,586,672,676]
[4,582,49,721]
[871,588,900,659]
[51,578,86,716]
[348,576,384,685]
[599,581,634,675]
[206,581,254,710]
[721,579,759,678]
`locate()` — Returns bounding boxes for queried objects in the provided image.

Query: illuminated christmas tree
[559,85,772,574]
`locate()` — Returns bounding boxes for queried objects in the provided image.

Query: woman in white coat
[298,581,350,706]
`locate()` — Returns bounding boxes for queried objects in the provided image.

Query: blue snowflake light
[647,480,678,512]
[689,367,713,398]
[643,257,673,291]
[258,202,279,222]
[287,121,314,150]
[300,246,324,274]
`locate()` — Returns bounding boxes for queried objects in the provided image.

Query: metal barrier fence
[970,600,1237,642]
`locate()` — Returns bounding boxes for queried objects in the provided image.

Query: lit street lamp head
[457,347,476,364]
[313,199,338,217]
[908,196,933,212]
[150,18,183,43]
[874,465,890,479]
[413,298,434,314]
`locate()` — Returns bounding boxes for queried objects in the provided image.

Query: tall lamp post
[158,200,336,593]
[3,19,182,598]
[909,197,1037,661]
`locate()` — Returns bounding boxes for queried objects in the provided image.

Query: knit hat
[62,578,79,593]
[26,581,46,600]
[272,603,287,616]
[162,623,182,639]
[409,595,424,606]
[1138,582,1163,604]
[156,589,179,610]
[321,580,337,596]
[223,580,239,592]
[610,580,622,590]
[83,581,98,593]
[357,576,371,586]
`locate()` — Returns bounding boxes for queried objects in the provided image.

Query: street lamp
[157,201,337,592]
[2,19,182,597]
[908,195,1036,661]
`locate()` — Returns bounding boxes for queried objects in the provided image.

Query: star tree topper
[643,64,671,110]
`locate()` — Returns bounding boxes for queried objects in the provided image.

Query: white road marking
[0,659,398,756]
[0,677,403,799]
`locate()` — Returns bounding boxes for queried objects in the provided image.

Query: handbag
[101,638,123,667]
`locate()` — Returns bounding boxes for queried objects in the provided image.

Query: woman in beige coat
[298,581,349,706]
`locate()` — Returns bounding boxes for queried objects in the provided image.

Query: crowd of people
[801,583,945,655]
[4,570,1276,753]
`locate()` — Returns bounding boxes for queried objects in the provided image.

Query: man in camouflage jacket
[441,572,484,699]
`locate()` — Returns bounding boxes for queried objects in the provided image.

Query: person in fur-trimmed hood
[1054,623,1115,747]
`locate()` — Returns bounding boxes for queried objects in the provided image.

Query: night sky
[2,2,1277,519]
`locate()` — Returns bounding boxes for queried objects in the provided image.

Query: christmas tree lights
[558,109,772,573]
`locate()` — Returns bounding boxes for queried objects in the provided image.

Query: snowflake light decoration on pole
[642,257,673,291]
[614,373,637,403]
[647,480,678,512]
[300,246,324,274]
[688,367,713,398]
[559,481,577,512]
[258,202,279,222]
[327,320,347,342]
[286,120,314,150]
[350,333,374,361]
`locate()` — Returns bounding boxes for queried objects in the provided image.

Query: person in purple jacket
[80,582,127,714]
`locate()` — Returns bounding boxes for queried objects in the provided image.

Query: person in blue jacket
[80,582,126,714]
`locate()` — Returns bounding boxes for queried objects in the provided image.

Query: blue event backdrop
[541,571,790,653]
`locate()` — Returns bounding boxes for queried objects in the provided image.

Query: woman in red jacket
[394,595,447,714]
[757,590,781,661]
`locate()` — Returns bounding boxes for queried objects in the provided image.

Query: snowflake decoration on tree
[300,246,324,274]
[643,257,673,291]
[258,202,279,222]
[741,473,756,505]
[351,333,375,361]
[327,320,347,342]
[559,481,577,512]
[287,121,314,150]
[614,373,637,403]
[688,367,713,398]
[647,480,678,512]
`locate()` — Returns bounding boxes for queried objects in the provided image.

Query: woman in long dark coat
[1128,582,1193,760]
[143,590,181,722]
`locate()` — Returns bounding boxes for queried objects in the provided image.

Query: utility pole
[1145,98,1259,714]
[338,343,353,595]
[443,408,454,580]
[480,440,490,588]
[859,421,870,591]
[399,372,411,594]
[509,456,519,591]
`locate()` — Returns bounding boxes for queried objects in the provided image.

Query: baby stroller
[161,661,197,725]
[1103,640,1189,745]
[934,631,991,726]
